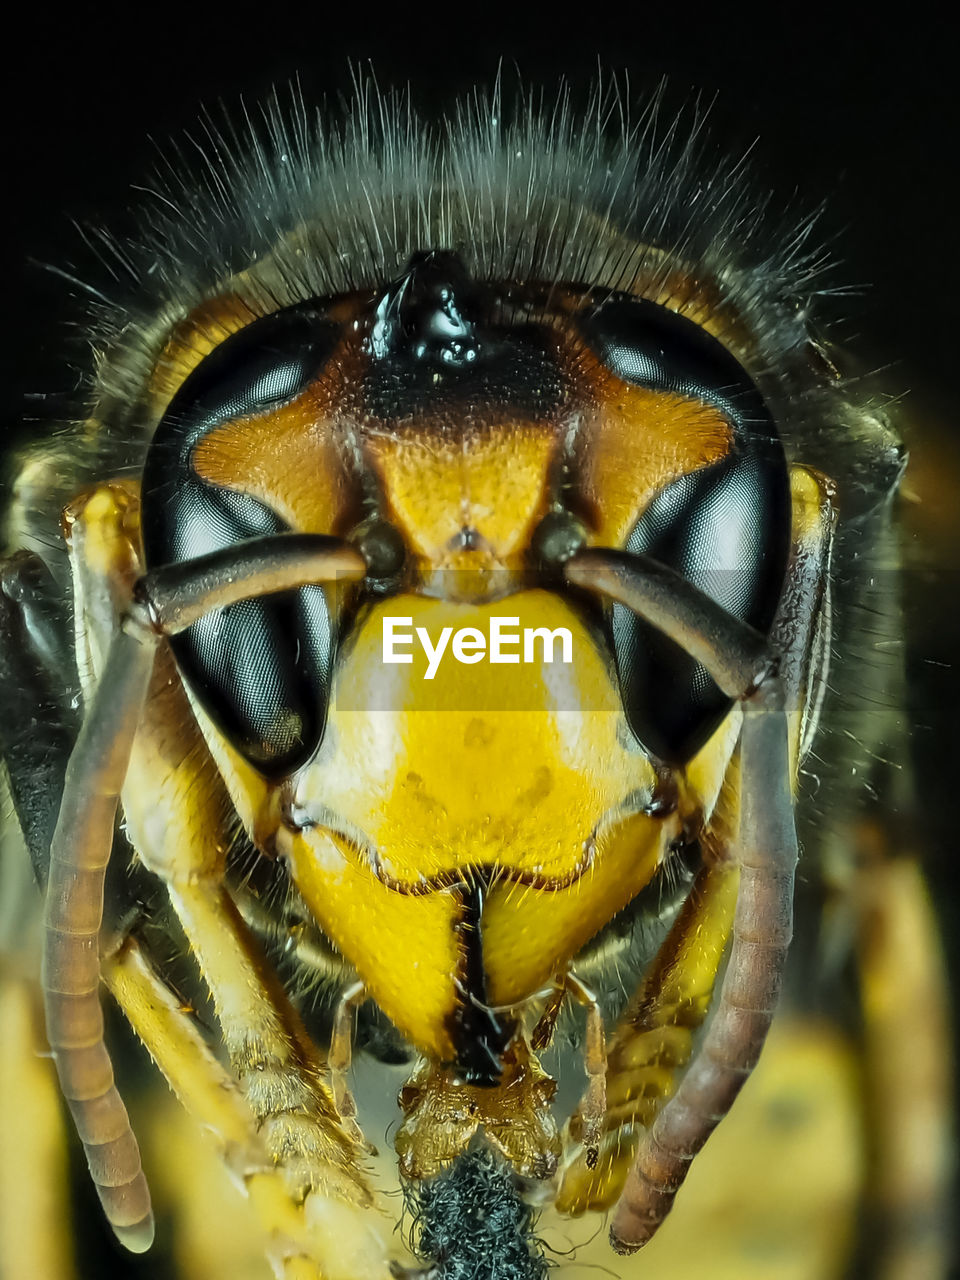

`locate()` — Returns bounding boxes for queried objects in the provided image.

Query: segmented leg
[59,482,379,1265]
[329,981,368,1147]
[165,876,370,1207]
[529,980,567,1053]
[564,977,606,1167]
[105,935,397,1280]
[530,974,606,1168]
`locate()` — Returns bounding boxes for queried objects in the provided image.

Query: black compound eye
[140,302,340,776]
[580,297,790,763]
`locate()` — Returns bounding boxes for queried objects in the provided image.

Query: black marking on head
[362,251,565,421]
[448,882,514,1087]
[369,250,481,366]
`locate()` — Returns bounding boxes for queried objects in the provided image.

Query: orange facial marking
[190,385,350,535]
[364,423,559,569]
[576,361,733,548]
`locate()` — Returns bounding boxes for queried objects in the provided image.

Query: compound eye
[581,297,791,762]
[140,302,340,775]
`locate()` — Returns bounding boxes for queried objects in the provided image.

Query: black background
[6,8,956,927]
[1,5,957,1274]
[2,10,958,418]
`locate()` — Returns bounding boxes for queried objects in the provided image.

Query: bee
[0,78,952,1279]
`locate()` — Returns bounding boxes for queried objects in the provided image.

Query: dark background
[1,5,957,1274]
[4,7,956,929]
[2,11,957,420]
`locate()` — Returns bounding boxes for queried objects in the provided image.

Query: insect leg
[556,857,739,1213]
[565,977,607,1168]
[104,935,394,1280]
[529,973,607,1168]
[328,980,368,1147]
[164,874,371,1203]
[60,482,383,1265]
[532,975,606,1168]
[109,641,376,1217]
[146,875,399,1278]
[529,978,567,1052]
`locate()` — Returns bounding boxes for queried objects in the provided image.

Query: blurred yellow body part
[543,1018,865,1280]
[0,976,77,1280]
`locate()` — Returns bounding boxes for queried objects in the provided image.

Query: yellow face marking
[364,423,558,569]
[151,297,794,1078]
[304,592,656,886]
[191,387,349,535]
[274,589,682,1059]
[480,809,667,1008]
[284,831,464,1060]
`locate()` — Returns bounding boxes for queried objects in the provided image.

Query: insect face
[135,249,791,1089]
[2,82,949,1280]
